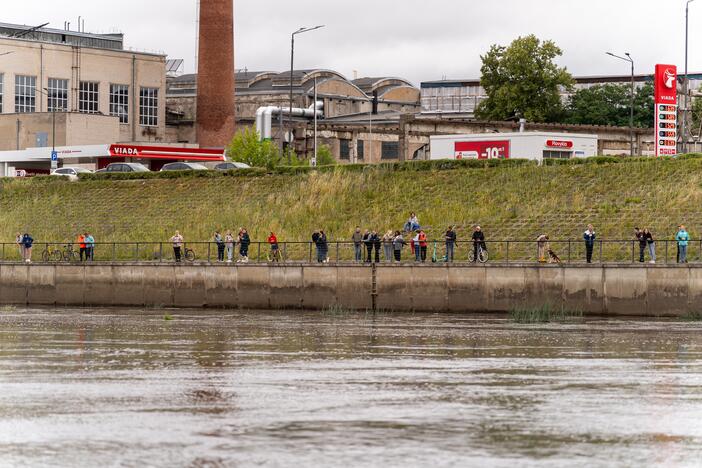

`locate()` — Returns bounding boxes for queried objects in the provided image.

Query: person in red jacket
[77,233,87,262]
[268,232,280,262]
[418,230,428,263]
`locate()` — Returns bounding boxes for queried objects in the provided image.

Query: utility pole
[684,0,696,153]
[288,25,324,164]
[607,52,636,156]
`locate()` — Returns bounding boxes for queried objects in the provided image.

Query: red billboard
[654,64,678,156]
[108,145,225,161]
[546,140,573,149]
[454,140,510,160]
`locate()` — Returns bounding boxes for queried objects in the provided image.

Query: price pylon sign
[654,64,678,156]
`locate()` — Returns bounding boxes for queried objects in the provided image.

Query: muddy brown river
[0,308,701,467]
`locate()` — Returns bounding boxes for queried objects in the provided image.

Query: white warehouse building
[430,132,598,162]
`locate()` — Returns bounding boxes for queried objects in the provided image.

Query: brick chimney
[197,0,236,148]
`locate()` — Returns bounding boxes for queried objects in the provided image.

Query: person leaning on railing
[471,226,486,263]
[214,230,225,262]
[170,231,184,263]
[225,230,235,263]
[583,225,596,264]
[676,225,690,264]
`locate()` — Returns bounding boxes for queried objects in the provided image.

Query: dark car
[160,162,209,172]
[214,162,251,171]
[104,163,150,173]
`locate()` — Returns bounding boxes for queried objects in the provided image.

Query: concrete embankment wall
[0,263,700,316]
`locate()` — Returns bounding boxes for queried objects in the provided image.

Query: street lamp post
[41,87,58,170]
[607,52,635,156]
[288,25,325,164]
[684,0,696,153]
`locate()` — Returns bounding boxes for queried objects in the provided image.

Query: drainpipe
[40,45,44,112]
[131,54,137,142]
[16,119,20,150]
[519,118,526,133]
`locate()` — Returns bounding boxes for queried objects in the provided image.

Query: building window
[340,140,351,160]
[48,78,68,112]
[0,74,4,113]
[139,87,158,126]
[543,150,573,160]
[79,81,99,114]
[381,141,399,160]
[15,75,36,113]
[357,140,364,160]
[110,84,129,124]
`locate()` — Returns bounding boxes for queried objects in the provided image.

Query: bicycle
[42,243,79,263]
[175,245,196,263]
[469,243,489,263]
[267,244,285,263]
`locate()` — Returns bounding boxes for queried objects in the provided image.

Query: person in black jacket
[635,227,647,263]
[371,230,381,263]
[362,229,373,263]
[239,228,251,263]
[445,226,457,262]
[583,224,596,264]
[471,226,486,263]
[312,230,328,263]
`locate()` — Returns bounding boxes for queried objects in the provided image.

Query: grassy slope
[1,158,702,249]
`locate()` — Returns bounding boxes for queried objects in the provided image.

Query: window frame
[109,84,129,124]
[79,81,100,114]
[139,87,159,127]
[15,75,37,113]
[381,141,399,160]
[47,78,69,112]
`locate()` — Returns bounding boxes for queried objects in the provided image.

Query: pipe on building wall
[131,55,137,142]
[255,102,323,141]
[39,45,44,112]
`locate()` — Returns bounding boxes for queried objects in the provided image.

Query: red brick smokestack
[197,0,236,148]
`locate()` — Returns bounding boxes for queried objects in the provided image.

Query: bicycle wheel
[184,249,196,262]
[479,250,489,263]
[468,250,476,263]
[66,251,80,263]
[41,250,50,262]
[51,250,63,262]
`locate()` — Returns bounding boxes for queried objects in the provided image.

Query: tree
[226,127,281,169]
[476,35,574,123]
[565,82,654,128]
[315,144,336,166]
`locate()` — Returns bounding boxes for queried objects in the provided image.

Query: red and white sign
[655,64,678,156]
[108,144,226,161]
[454,140,510,160]
[546,140,573,149]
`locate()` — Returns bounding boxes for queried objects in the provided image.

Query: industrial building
[0,21,167,154]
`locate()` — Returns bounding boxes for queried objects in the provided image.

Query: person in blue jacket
[583,224,596,263]
[21,233,34,263]
[676,225,690,264]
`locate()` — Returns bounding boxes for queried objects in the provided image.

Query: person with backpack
[214,230,225,262]
[676,225,690,264]
[583,225,596,264]
[21,233,34,263]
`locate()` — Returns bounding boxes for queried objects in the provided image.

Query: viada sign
[655,64,678,156]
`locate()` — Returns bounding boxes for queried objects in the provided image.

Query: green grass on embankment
[2,156,702,253]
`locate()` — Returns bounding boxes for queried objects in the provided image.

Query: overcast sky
[3,0,699,85]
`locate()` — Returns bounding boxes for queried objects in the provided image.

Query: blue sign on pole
[51,151,58,162]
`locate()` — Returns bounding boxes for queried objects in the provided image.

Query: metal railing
[1,240,700,265]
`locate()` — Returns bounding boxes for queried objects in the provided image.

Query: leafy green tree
[476,35,574,123]
[565,82,654,128]
[226,127,281,169]
[315,144,336,166]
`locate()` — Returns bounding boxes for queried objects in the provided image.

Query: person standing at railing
[214,230,225,262]
[445,226,457,263]
[644,228,656,264]
[312,230,328,263]
[225,230,235,263]
[363,229,373,263]
[77,233,87,262]
[635,228,647,263]
[85,232,95,261]
[268,232,280,262]
[537,234,549,263]
[371,231,382,264]
[15,232,24,261]
[676,225,690,264]
[583,225,596,264]
[239,228,251,263]
[21,233,34,263]
[413,231,421,262]
[392,231,405,262]
[418,230,428,263]
[471,226,486,263]
[382,231,394,263]
[352,227,364,263]
[170,231,184,263]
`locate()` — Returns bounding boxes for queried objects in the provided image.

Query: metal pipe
[684,0,696,154]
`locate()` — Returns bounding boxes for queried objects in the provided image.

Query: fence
[1,240,699,265]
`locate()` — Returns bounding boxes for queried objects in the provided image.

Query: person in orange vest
[418,230,428,263]
[77,233,87,262]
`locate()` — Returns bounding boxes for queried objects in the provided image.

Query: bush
[226,127,282,169]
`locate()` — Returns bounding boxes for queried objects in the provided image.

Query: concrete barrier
[0,262,700,316]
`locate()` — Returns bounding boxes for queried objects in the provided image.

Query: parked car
[214,161,251,171]
[50,167,93,181]
[160,162,209,172]
[103,163,150,173]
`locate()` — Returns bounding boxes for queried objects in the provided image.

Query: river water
[0,308,701,467]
